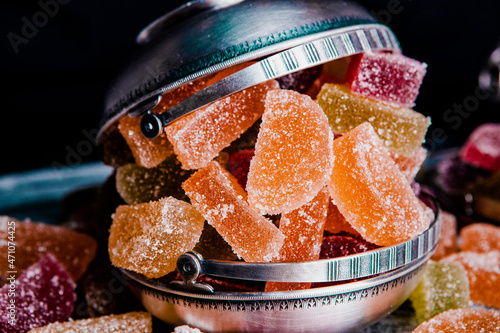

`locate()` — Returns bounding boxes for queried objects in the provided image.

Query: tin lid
[99,0,400,139]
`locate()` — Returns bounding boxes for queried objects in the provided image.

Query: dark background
[1,0,500,176]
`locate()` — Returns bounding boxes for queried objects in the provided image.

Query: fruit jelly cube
[0,254,76,333]
[327,122,430,246]
[28,311,153,333]
[324,200,360,236]
[460,223,500,253]
[306,57,351,98]
[0,216,97,282]
[246,89,334,215]
[441,250,500,308]
[319,234,379,259]
[436,156,490,196]
[182,161,284,262]
[316,83,430,157]
[115,156,194,205]
[227,149,255,190]
[412,308,500,333]
[173,325,204,333]
[193,222,238,261]
[409,260,470,324]
[460,123,500,172]
[108,196,205,279]
[118,78,210,169]
[431,211,458,260]
[166,80,279,170]
[346,52,427,108]
[100,123,135,168]
[265,187,329,292]
[276,65,322,93]
[390,146,427,183]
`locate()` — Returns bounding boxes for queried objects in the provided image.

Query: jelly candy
[182,161,284,262]
[460,123,500,172]
[469,171,500,221]
[327,122,430,246]
[409,260,470,324]
[324,200,359,236]
[108,197,205,279]
[277,65,322,93]
[319,234,379,259]
[436,156,489,196]
[166,80,279,170]
[227,149,254,189]
[316,83,430,157]
[0,216,97,282]
[115,155,193,205]
[346,51,427,108]
[306,57,351,98]
[441,250,500,308]
[460,223,500,253]
[28,311,153,333]
[390,146,427,182]
[119,78,210,169]
[412,308,500,333]
[265,188,329,292]
[246,89,334,215]
[0,254,76,333]
[431,211,458,260]
[193,222,238,261]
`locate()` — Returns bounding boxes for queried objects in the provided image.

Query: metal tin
[99,0,401,139]
[121,194,441,332]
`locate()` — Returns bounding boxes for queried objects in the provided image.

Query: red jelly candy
[227,149,255,189]
[319,234,379,259]
[0,254,76,333]
[460,123,500,172]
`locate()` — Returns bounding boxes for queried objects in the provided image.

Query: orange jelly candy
[182,161,284,262]
[324,200,359,236]
[390,146,427,183]
[166,80,279,170]
[413,308,500,333]
[246,89,334,215]
[0,216,97,281]
[327,122,429,246]
[28,311,153,333]
[265,187,329,292]
[441,250,500,308]
[431,210,458,260]
[460,223,500,253]
[108,197,205,279]
[118,78,209,168]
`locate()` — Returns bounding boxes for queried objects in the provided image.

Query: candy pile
[106,50,432,286]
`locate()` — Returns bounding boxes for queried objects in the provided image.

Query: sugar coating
[246,89,334,215]
[182,161,284,262]
[118,78,210,169]
[327,122,430,246]
[460,223,500,253]
[0,216,97,282]
[346,51,427,108]
[390,146,428,183]
[166,80,279,170]
[442,250,500,308]
[108,197,205,279]
[412,308,500,333]
[28,311,152,333]
[324,200,359,236]
[0,254,76,333]
[265,187,329,292]
[460,123,500,172]
[431,211,458,260]
[115,156,193,205]
[173,325,204,333]
[409,261,470,324]
[316,83,430,157]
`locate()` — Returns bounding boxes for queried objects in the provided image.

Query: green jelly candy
[116,155,194,205]
[409,260,470,324]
